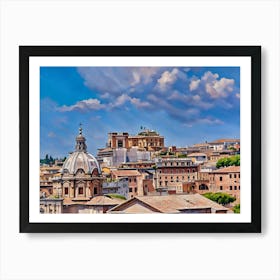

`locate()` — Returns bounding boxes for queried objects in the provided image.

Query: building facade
[41,127,104,213]
[155,157,200,192]
[209,166,240,199]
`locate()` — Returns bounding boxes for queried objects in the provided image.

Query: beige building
[107,129,164,151]
[40,198,63,214]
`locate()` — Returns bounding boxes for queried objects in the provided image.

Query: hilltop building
[107,129,164,151]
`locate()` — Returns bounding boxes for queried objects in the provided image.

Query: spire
[79,122,83,135]
[75,123,87,152]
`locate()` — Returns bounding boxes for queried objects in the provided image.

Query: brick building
[155,158,200,192]
[209,166,240,199]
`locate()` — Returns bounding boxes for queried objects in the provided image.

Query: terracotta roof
[111,170,141,177]
[109,193,228,213]
[212,166,240,173]
[193,143,210,147]
[40,166,61,171]
[188,153,207,157]
[86,196,124,205]
[212,138,240,143]
[63,198,88,205]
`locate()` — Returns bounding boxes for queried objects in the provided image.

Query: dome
[62,125,100,175]
[62,151,101,175]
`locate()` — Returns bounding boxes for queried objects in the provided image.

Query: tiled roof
[111,170,141,177]
[188,153,207,157]
[212,138,240,143]
[109,193,228,213]
[63,198,87,205]
[86,196,124,205]
[212,166,240,173]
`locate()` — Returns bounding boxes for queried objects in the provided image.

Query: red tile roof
[212,166,240,173]
[111,170,141,177]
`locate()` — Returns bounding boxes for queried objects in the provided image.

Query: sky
[40,66,240,158]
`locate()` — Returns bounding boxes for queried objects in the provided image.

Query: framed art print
[19,46,261,233]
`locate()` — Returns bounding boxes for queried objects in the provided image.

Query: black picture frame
[19,46,261,233]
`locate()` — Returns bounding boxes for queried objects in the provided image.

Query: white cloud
[201,71,235,99]
[47,132,56,138]
[235,93,240,99]
[202,71,219,82]
[130,97,151,108]
[109,94,130,108]
[156,68,179,91]
[58,98,105,112]
[189,79,200,91]
[100,92,111,99]
[192,94,201,102]
[77,67,160,94]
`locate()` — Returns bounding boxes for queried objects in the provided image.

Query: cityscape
[40,66,240,214]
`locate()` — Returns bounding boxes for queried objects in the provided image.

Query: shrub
[203,192,236,205]
[233,204,240,213]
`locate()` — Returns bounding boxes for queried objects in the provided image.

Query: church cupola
[75,124,87,152]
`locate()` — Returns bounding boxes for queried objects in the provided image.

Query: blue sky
[40,66,240,158]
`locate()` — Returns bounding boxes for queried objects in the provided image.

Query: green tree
[105,194,126,200]
[203,192,236,205]
[233,204,240,213]
[216,155,240,168]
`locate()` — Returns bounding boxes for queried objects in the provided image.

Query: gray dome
[62,151,101,175]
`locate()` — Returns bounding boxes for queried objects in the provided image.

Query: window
[117,140,123,147]
[193,176,195,179]
[64,187,69,195]
[129,187,133,192]
[159,181,162,186]
[134,178,136,183]
[220,176,223,181]
[239,186,240,190]
[129,178,131,183]
[238,174,240,178]
[182,176,184,179]
[234,186,237,190]
[229,174,232,179]
[78,187,83,195]
[234,174,237,178]
[94,188,98,194]
[220,186,223,190]
[135,188,137,192]
[229,186,232,190]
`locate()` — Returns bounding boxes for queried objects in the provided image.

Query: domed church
[53,126,103,203]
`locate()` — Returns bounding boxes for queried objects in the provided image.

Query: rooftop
[109,193,228,213]
[212,166,240,173]
[111,169,142,177]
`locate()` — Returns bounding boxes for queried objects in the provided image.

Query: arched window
[199,184,209,190]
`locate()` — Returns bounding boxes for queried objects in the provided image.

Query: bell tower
[75,124,87,152]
